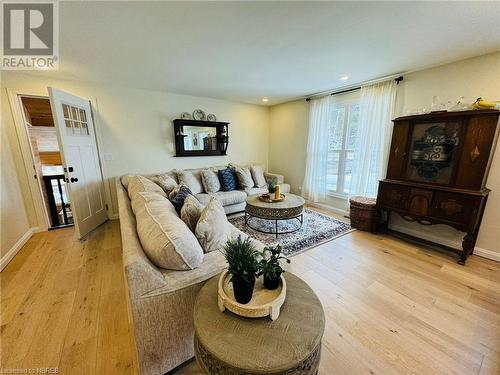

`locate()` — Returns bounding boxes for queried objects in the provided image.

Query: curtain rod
[305,75,403,102]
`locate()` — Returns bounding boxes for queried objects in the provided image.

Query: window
[63,104,89,136]
[326,92,360,196]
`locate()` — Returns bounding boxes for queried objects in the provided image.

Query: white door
[48,87,107,238]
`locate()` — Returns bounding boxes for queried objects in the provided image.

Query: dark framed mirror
[174,119,229,157]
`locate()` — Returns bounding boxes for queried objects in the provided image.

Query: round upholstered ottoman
[193,272,325,375]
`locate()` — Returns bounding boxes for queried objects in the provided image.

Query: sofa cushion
[218,168,239,191]
[234,166,254,189]
[195,190,246,206]
[245,187,268,196]
[176,170,203,194]
[132,191,204,270]
[194,193,211,206]
[170,185,192,213]
[200,169,221,193]
[121,174,134,189]
[213,190,247,206]
[195,198,234,253]
[180,195,204,232]
[128,175,167,200]
[149,173,177,194]
[251,165,267,188]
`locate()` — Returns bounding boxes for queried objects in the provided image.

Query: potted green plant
[267,179,276,193]
[222,236,261,304]
[259,244,290,290]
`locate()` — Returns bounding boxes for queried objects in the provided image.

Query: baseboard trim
[109,213,119,220]
[0,229,33,272]
[474,247,500,262]
[305,201,349,217]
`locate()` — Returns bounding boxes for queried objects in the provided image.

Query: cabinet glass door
[405,121,462,185]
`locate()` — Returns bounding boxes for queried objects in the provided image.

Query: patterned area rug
[228,208,354,257]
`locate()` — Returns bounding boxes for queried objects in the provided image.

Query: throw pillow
[180,195,205,232]
[131,190,177,216]
[200,169,221,193]
[176,170,203,194]
[121,174,134,189]
[132,191,204,270]
[127,175,167,200]
[168,183,188,200]
[170,185,192,214]
[218,168,239,191]
[149,173,177,194]
[195,198,233,252]
[234,166,254,189]
[250,165,267,188]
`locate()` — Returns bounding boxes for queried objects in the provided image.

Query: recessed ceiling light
[340,75,349,81]
[262,97,269,103]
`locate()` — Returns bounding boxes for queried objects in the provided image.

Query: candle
[274,184,281,200]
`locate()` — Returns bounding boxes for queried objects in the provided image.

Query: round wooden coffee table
[193,272,325,375]
[245,193,306,238]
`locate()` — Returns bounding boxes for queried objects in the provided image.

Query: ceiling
[21,97,54,127]
[30,1,500,105]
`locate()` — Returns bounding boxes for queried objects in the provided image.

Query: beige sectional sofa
[117,165,289,374]
[179,166,289,214]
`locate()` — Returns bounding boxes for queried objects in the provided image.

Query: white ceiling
[31,1,500,105]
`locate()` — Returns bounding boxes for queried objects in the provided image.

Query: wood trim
[394,109,499,121]
[381,179,489,196]
[0,229,33,271]
[474,247,500,262]
[6,88,50,231]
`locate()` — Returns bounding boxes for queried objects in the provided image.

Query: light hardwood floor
[1,216,499,374]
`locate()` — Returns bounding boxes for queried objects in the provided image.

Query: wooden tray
[259,193,286,203]
[217,270,286,321]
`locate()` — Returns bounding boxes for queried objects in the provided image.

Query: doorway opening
[19,95,74,229]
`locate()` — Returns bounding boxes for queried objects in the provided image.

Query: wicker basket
[349,196,378,233]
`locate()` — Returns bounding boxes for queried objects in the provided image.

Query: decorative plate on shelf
[192,109,206,121]
[207,113,217,122]
[217,270,286,321]
[180,112,191,120]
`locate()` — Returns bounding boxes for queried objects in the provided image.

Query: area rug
[228,208,354,257]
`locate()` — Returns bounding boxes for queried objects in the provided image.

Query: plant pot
[232,275,255,304]
[264,274,281,290]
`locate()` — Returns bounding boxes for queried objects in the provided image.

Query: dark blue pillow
[218,168,238,191]
[170,185,192,213]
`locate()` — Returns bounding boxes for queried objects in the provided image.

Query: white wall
[269,52,500,256]
[1,72,269,248]
[1,118,30,260]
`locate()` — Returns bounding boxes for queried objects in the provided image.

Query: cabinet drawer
[408,188,433,217]
[430,192,479,225]
[377,183,410,211]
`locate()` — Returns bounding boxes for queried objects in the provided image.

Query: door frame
[6,87,113,233]
[6,88,51,232]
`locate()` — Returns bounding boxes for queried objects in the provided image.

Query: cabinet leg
[371,210,380,234]
[459,233,474,265]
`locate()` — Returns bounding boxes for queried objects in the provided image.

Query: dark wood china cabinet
[376,109,500,264]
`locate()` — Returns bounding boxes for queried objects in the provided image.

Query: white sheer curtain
[347,80,396,197]
[302,96,331,202]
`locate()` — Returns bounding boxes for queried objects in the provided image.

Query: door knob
[70,177,79,183]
